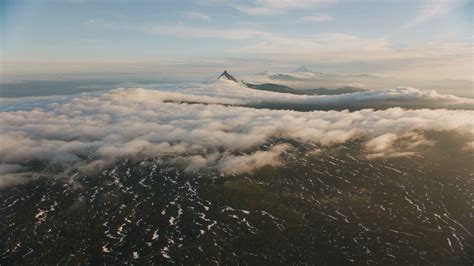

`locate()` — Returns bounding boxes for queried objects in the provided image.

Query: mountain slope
[218,70,238,82]
[243,82,366,95]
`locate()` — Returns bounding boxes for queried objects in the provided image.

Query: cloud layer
[1,84,473,188]
[161,79,474,110]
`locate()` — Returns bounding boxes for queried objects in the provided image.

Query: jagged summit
[218,70,238,82]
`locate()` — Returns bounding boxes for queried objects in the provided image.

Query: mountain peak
[218,70,238,82]
[293,66,311,73]
[292,66,327,76]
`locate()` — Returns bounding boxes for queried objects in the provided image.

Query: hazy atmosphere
[1,0,473,264]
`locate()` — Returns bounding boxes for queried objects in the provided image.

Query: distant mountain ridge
[292,66,325,75]
[292,66,311,73]
[260,66,381,81]
[217,70,366,95]
[244,82,365,95]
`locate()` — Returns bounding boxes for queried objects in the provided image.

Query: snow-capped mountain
[291,66,326,76]
[239,67,392,90]
[292,66,311,73]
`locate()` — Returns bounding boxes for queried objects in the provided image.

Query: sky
[0,0,473,81]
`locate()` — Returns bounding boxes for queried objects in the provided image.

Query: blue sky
[1,0,472,80]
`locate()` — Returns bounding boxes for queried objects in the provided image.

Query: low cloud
[0,85,473,188]
[463,141,474,151]
[365,132,436,159]
[219,144,291,175]
[0,164,29,188]
[173,79,474,109]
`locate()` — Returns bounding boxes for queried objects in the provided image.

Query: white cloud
[463,141,474,151]
[150,25,272,40]
[365,132,435,159]
[308,148,322,156]
[297,15,333,23]
[237,0,336,15]
[0,164,29,188]
[172,79,474,109]
[0,173,30,189]
[180,11,210,20]
[404,0,466,28]
[0,84,472,187]
[219,144,291,174]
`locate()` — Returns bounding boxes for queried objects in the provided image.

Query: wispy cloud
[403,0,466,28]
[85,20,272,40]
[235,32,472,68]
[196,0,228,5]
[297,15,333,23]
[236,21,265,27]
[78,20,474,80]
[151,25,272,40]
[237,0,336,15]
[180,11,210,21]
